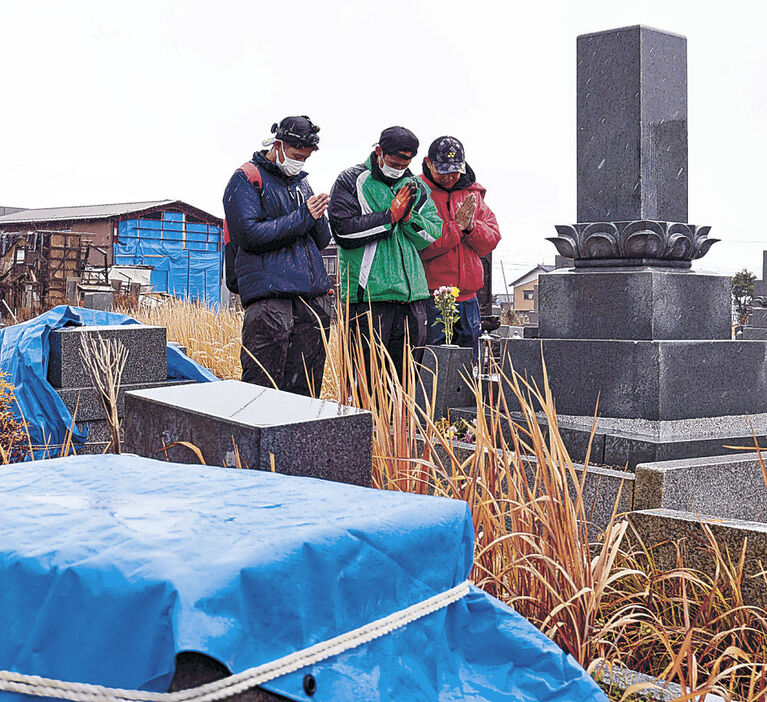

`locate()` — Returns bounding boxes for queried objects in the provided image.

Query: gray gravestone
[494,25,767,470]
[577,25,687,224]
[740,270,767,338]
[123,380,373,486]
[48,325,166,388]
[82,291,114,311]
[538,268,730,340]
[416,345,475,422]
[754,251,767,298]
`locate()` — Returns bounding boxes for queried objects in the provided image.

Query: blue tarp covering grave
[113,212,223,306]
[0,454,606,701]
[0,306,217,454]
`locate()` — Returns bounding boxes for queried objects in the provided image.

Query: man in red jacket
[419,136,501,352]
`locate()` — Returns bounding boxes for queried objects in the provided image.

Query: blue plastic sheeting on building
[114,212,223,306]
[0,455,606,702]
[0,306,217,453]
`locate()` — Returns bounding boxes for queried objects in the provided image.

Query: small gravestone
[123,380,373,486]
[48,324,166,388]
[81,290,114,311]
[416,345,475,422]
[740,256,767,339]
[48,324,187,453]
[740,304,767,340]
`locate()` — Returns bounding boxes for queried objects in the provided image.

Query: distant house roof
[0,200,222,226]
[511,264,555,288]
[0,206,27,217]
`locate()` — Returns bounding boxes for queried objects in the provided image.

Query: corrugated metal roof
[0,200,177,224]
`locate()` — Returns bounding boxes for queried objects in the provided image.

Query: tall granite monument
[502,25,767,468]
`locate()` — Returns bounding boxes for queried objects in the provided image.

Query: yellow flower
[450,286,460,298]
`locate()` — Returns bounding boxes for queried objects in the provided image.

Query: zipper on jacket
[393,183,412,302]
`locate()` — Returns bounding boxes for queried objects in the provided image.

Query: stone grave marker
[740,254,767,339]
[48,324,166,388]
[123,380,373,486]
[416,345,475,422]
[49,324,193,453]
[496,25,767,469]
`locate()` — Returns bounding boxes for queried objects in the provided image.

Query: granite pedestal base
[633,452,767,521]
[538,268,730,341]
[501,338,767,420]
[629,509,767,608]
[450,406,767,471]
[124,380,373,486]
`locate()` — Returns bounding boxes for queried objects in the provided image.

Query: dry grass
[0,371,30,463]
[117,298,243,380]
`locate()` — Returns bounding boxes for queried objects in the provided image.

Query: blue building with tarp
[113,209,223,305]
[0,199,224,306]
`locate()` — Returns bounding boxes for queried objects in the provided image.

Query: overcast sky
[2,0,765,290]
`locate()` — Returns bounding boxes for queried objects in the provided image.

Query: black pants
[241,296,331,396]
[348,299,428,384]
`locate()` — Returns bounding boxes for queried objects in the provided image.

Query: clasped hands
[307,193,330,220]
[455,193,476,232]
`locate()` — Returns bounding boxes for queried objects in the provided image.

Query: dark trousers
[426,295,481,356]
[241,296,331,396]
[348,299,428,384]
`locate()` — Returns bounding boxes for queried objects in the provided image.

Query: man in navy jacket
[223,116,332,396]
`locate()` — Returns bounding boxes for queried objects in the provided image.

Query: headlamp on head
[270,115,321,150]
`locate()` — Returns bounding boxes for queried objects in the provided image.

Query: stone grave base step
[629,508,767,608]
[634,452,767,520]
[447,406,767,471]
[500,338,767,421]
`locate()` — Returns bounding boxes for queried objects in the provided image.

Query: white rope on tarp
[0,580,471,702]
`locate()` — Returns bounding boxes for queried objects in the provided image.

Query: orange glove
[390,183,418,223]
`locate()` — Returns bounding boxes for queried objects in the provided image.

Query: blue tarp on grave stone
[113,212,223,306]
[0,306,217,454]
[0,454,606,701]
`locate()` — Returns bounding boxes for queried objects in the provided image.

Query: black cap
[271,115,320,150]
[378,126,419,158]
[427,136,466,174]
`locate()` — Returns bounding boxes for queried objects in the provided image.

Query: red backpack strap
[224,162,263,245]
[239,161,263,189]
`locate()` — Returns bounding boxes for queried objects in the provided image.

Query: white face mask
[378,155,406,180]
[276,142,305,177]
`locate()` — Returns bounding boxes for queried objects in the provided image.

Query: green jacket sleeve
[399,185,443,251]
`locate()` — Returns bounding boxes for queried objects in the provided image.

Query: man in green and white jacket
[328,126,443,380]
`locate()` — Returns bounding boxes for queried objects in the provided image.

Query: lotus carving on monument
[547,220,719,268]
